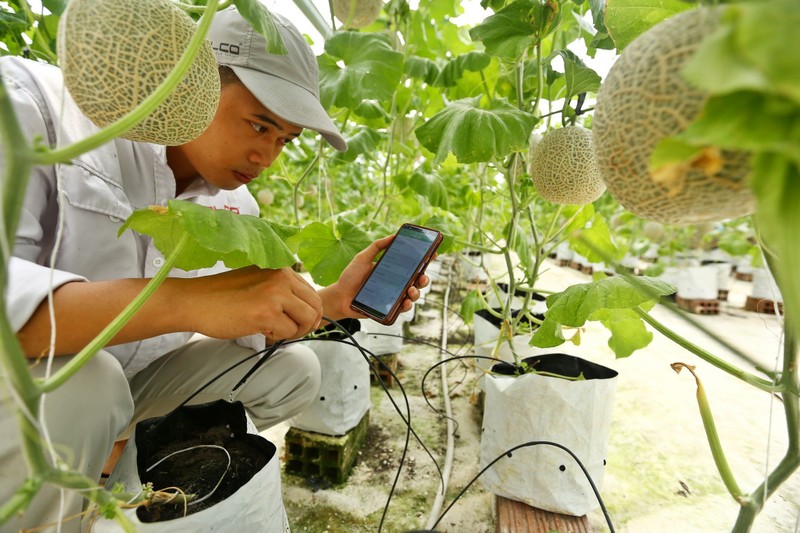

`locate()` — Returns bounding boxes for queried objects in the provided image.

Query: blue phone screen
[353,226,438,318]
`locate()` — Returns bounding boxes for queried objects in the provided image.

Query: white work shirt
[2,56,260,378]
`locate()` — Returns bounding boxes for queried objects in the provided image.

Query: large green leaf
[554,50,601,100]
[120,200,296,271]
[405,55,441,85]
[750,154,800,345]
[233,0,287,54]
[592,308,654,358]
[604,0,692,50]
[42,0,67,16]
[570,213,619,264]
[683,0,800,106]
[290,219,372,286]
[469,0,561,59]
[408,170,450,210]
[531,276,675,357]
[318,32,405,109]
[433,51,492,87]
[335,126,383,163]
[414,96,537,164]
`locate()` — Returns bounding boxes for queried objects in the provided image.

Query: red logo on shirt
[206,205,240,214]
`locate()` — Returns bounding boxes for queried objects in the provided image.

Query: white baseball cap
[208,6,347,151]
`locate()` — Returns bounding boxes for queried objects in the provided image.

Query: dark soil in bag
[134,400,274,522]
[491,353,618,380]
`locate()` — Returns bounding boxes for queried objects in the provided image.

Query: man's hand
[17,266,324,357]
[185,266,323,342]
[318,235,433,323]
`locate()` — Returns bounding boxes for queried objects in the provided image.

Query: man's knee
[65,350,134,436]
[0,351,133,532]
[238,342,321,430]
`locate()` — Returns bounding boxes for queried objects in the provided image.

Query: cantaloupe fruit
[57,0,219,145]
[592,7,753,225]
[332,0,382,29]
[643,221,665,242]
[527,126,606,205]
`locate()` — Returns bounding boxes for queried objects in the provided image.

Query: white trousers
[0,338,320,533]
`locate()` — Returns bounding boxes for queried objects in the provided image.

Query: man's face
[172,82,304,190]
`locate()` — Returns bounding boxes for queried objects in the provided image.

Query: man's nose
[250,140,280,169]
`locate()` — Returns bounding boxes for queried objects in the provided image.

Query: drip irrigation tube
[425,264,456,529]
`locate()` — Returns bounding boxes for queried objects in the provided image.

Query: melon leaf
[415,96,537,164]
[468,0,560,59]
[288,219,372,286]
[554,50,602,101]
[531,276,675,357]
[591,308,654,358]
[335,125,382,162]
[120,200,296,271]
[234,0,287,54]
[604,0,692,50]
[318,31,404,109]
[570,214,619,264]
[408,170,450,210]
[433,51,492,88]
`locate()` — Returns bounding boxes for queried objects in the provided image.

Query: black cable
[419,355,506,415]
[429,440,615,533]
[295,334,445,493]
[354,333,504,438]
[143,342,275,434]
[136,316,452,531]
[319,317,437,533]
[230,339,285,393]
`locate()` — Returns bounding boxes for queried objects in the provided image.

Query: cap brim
[230,66,347,152]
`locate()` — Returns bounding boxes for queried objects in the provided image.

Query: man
[0,6,426,531]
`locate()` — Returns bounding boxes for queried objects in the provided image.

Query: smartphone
[350,224,443,325]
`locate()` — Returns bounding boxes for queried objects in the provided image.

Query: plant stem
[35,0,220,166]
[0,70,36,257]
[40,234,189,393]
[732,316,800,531]
[0,67,53,526]
[634,307,780,393]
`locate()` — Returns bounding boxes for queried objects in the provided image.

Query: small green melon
[527,126,606,205]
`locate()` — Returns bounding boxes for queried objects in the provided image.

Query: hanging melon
[527,126,606,205]
[332,0,383,29]
[592,7,753,225]
[643,221,666,242]
[57,0,220,145]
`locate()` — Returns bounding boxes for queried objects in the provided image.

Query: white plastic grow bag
[92,402,289,533]
[677,265,719,300]
[479,354,617,516]
[751,268,782,300]
[358,319,405,355]
[289,337,371,436]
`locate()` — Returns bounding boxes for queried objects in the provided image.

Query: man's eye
[251,122,267,134]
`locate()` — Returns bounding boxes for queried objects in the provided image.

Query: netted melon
[332,0,382,29]
[527,126,606,205]
[643,221,665,242]
[57,0,219,145]
[592,7,753,225]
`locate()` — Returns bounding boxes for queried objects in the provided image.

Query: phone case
[350,224,443,325]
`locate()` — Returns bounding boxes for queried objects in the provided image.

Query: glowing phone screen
[353,226,438,318]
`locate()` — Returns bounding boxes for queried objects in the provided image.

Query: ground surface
[263,256,800,533]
